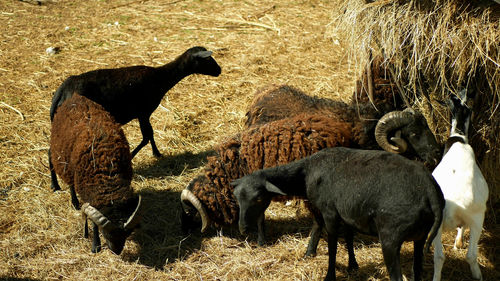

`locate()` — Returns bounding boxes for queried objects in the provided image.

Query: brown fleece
[191,114,352,225]
[50,94,133,209]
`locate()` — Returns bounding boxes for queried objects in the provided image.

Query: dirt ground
[0,0,498,280]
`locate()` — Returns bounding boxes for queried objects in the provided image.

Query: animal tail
[424,177,445,253]
[49,90,61,122]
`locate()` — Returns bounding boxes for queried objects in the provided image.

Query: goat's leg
[133,117,161,158]
[379,237,403,281]
[432,228,445,281]
[412,238,425,281]
[345,226,359,272]
[91,222,101,253]
[257,212,266,246]
[466,214,484,280]
[305,215,324,257]
[48,149,61,191]
[453,227,465,249]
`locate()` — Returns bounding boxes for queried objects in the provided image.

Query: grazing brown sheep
[50,94,142,254]
[181,83,440,249]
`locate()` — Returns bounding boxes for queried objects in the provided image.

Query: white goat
[432,90,489,281]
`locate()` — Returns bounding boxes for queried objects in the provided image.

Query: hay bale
[332,0,500,218]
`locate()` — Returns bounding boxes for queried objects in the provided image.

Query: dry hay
[331,0,500,214]
[0,0,498,280]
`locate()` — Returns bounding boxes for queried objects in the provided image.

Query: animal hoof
[304,251,317,258]
[91,245,101,253]
[347,262,359,272]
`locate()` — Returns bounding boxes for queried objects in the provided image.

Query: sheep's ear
[265,181,286,196]
[194,50,213,58]
[230,179,241,186]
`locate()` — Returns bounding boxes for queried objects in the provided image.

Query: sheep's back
[245,84,348,128]
[189,113,352,225]
[241,113,352,172]
[50,95,133,208]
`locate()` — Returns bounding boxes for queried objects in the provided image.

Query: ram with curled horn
[180,83,441,255]
[50,94,143,254]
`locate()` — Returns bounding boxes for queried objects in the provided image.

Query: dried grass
[331,0,500,209]
[0,0,498,280]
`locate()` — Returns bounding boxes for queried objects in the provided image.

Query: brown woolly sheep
[50,94,142,254]
[181,113,352,240]
[181,83,441,249]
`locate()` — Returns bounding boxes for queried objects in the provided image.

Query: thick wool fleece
[190,114,352,225]
[50,94,133,209]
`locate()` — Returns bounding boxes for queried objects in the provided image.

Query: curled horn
[124,195,142,230]
[82,203,114,231]
[181,189,210,233]
[375,108,415,153]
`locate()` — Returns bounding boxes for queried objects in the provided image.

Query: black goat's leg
[91,222,101,253]
[48,149,61,191]
[69,184,80,210]
[132,117,162,158]
[257,212,266,246]
[305,215,324,257]
[345,226,359,272]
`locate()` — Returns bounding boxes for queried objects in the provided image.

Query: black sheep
[233,147,445,281]
[49,46,221,191]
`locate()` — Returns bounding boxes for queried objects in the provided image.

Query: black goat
[232,147,444,281]
[49,46,221,190]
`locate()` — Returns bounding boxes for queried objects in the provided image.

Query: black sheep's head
[183,46,221,77]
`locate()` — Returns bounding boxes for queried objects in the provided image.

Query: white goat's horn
[181,189,210,233]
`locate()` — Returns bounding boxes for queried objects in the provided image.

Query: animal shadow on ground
[122,187,204,269]
[133,149,216,179]
[122,150,217,268]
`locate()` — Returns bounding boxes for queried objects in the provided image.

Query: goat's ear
[230,179,240,186]
[194,50,213,58]
[265,181,286,196]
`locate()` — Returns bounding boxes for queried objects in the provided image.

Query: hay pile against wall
[332,0,500,214]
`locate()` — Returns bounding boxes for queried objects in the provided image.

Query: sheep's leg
[83,216,89,238]
[453,227,464,249]
[345,226,359,272]
[48,149,61,191]
[323,218,339,281]
[466,214,484,280]
[91,222,102,253]
[133,117,162,158]
[305,216,323,257]
[257,212,266,246]
[432,227,445,281]
[412,238,425,281]
[69,184,80,210]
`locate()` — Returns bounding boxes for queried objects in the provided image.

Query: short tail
[424,178,445,253]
